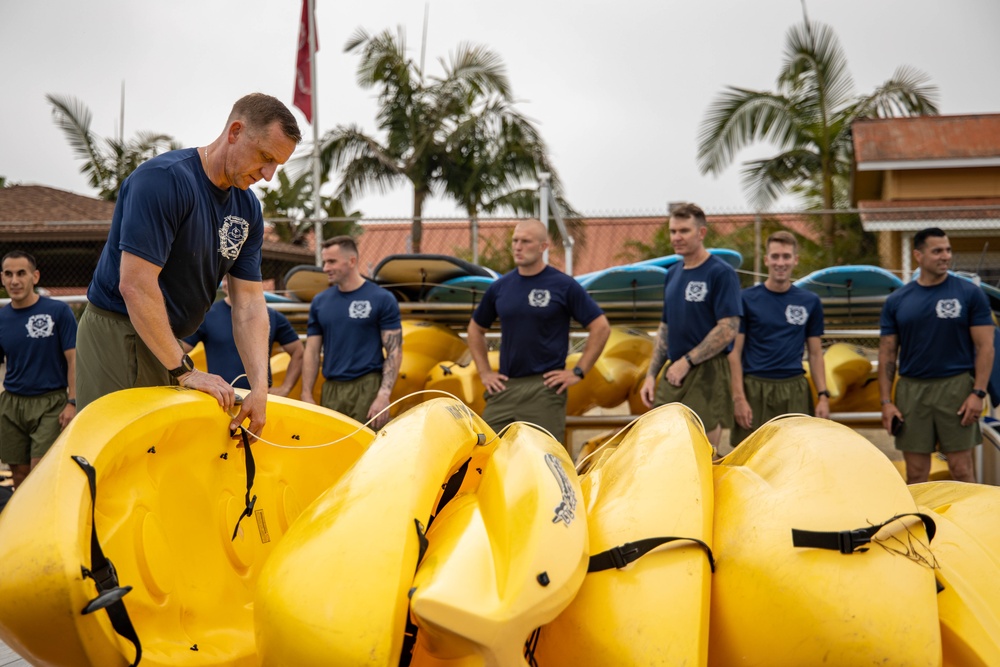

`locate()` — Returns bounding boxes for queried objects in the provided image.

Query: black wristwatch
[817,390,831,399]
[684,353,696,367]
[972,388,987,399]
[169,354,195,378]
[572,366,585,380]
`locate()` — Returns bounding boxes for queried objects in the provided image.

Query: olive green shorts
[322,371,382,425]
[482,374,568,444]
[894,373,980,454]
[654,353,734,431]
[76,305,175,410]
[730,374,813,446]
[0,389,69,464]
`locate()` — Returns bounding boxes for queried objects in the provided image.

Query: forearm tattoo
[648,322,670,376]
[380,330,403,394]
[689,316,740,364]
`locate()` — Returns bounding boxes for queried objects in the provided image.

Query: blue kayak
[425,275,496,304]
[794,265,904,298]
[576,265,669,302]
[631,247,744,271]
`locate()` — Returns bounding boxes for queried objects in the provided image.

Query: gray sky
[2,0,998,218]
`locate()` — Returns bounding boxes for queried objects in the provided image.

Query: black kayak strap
[589,536,716,573]
[231,429,257,541]
[791,512,937,554]
[72,455,142,667]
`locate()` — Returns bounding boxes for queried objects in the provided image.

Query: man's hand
[815,395,831,420]
[230,390,267,440]
[179,369,237,411]
[881,401,903,434]
[665,356,692,387]
[957,393,984,427]
[639,375,657,408]
[543,369,579,395]
[367,392,391,430]
[733,395,752,429]
[480,369,508,395]
[59,403,76,429]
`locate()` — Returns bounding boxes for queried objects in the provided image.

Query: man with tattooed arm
[301,236,402,430]
[639,203,742,451]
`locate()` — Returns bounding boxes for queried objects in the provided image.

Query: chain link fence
[3,204,998,320]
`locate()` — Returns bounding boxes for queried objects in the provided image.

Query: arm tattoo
[689,316,739,364]
[648,322,670,376]
[379,329,403,394]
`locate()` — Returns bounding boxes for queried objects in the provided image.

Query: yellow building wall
[883,167,1000,200]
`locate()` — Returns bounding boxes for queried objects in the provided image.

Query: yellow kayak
[911,482,1000,667]
[408,423,587,667]
[0,387,374,667]
[425,352,498,416]
[804,342,872,401]
[390,320,469,415]
[254,398,496,666]
[534,403,715,665]
[710,416,941,666]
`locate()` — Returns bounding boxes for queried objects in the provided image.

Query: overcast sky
[2,0,998,218]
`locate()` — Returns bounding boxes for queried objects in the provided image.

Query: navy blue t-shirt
[472,266,604,378]
[661,255,742,360]
[739,283,824,378]
[880,275,993,378]
[182,300,299,389]
[307,280,401,381]
[0,297,77,395]
[88,148,264,338]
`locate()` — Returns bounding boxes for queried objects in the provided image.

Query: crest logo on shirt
[528,289,551,307]
[218,216,250,260]
[785,304,808,326]
[349,300,372,319]
[685,281,708,302]
[25,314,55,338]
[935,299,961,319]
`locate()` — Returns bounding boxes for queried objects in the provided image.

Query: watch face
[183,354,195,372]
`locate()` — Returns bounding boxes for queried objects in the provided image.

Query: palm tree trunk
[411,189,427,254]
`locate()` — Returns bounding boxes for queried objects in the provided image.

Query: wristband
[684,353,696,367]
[816,390,830,399]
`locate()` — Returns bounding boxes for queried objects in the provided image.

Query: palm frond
[46,93,110,191]
[697,88,798,175]
[740,148,822,210]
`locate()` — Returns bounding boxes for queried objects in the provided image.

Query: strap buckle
[608,542,641,569]
[89,559,121,592]
[837,528,873,554]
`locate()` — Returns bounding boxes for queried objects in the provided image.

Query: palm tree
[258,170,361,244]
[439,98,583,252]
[697,18,939,259]
[317,27,514,253]
[46,94,180,201]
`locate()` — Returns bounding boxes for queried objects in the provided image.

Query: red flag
[294,0,317,122]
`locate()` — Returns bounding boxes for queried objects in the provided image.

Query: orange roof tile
[853,114,1000,164]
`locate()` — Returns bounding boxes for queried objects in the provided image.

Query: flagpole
[308,0,322,267]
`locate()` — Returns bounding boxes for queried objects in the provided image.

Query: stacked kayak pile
[1,389,998,666]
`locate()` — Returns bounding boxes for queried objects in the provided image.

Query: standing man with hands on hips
[467,219,610,444]
[75,93,301,441]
